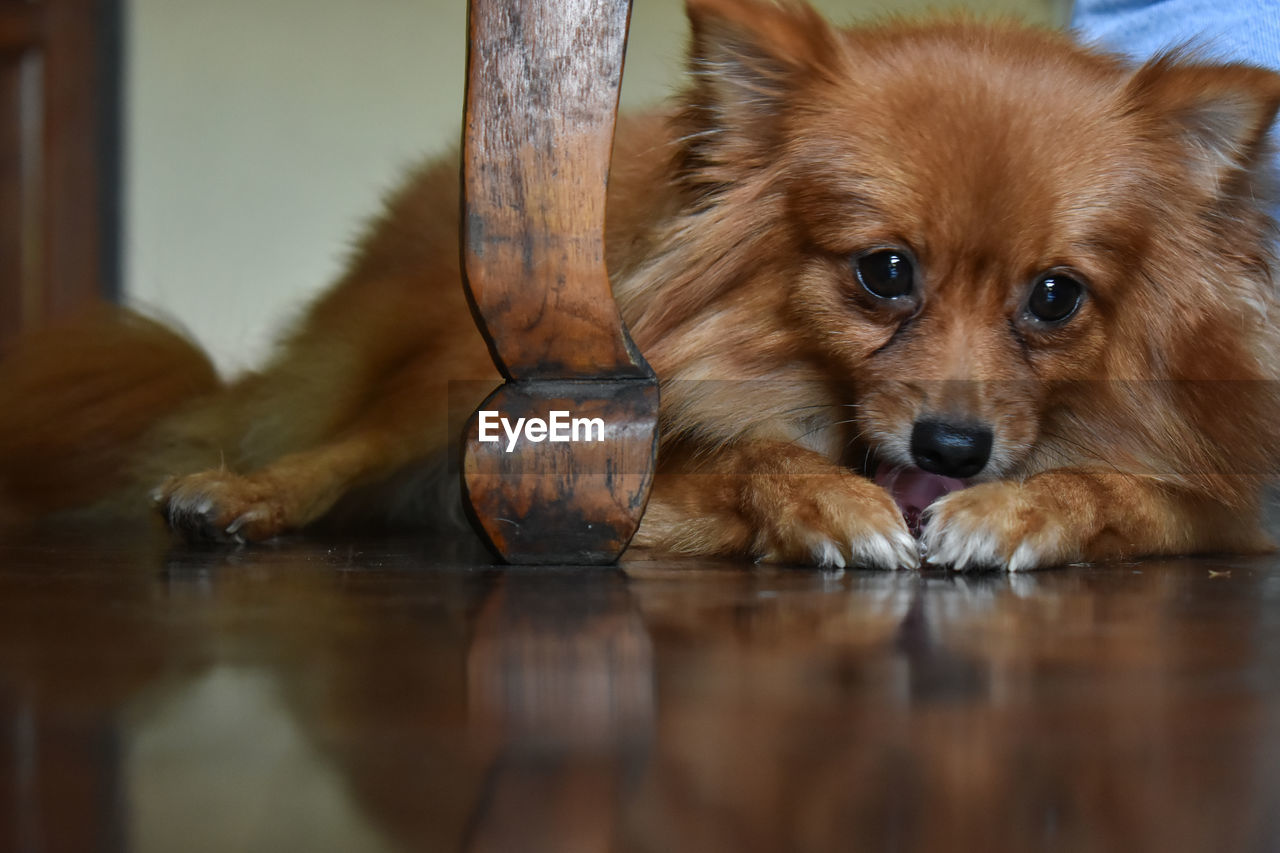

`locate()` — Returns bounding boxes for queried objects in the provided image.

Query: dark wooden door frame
[0,0,121,346]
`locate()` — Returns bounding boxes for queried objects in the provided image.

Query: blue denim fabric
[1072,0,1280,224]
[1072,0,1280,65]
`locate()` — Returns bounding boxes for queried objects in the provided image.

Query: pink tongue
[874,464,967,538]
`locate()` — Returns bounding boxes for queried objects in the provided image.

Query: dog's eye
[854,249,915,300]
[1027,272,1084,324]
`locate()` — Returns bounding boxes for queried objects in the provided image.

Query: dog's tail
[0,308,221,524]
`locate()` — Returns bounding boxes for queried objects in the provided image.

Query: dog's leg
[155,424,441,543]
[633,440,919,569]
[152,342,487,543]
[149,255,498,542]
[152,349,485,543]
[921,469,1273,571]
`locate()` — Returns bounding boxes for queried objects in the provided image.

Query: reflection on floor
[129,667,390,852]
[0,526,1279,851]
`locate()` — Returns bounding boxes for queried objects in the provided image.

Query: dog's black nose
[910,420,992,479]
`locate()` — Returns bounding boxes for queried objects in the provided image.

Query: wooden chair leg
[459,0,659,565]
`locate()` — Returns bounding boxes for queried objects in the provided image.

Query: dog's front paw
[920,481,1080,572]
[154,471,288,544]
[752,474,919,571]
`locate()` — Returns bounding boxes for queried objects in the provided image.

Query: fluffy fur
[4,0,1280,571]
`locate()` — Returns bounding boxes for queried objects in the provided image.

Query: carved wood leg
[459,0,658,564]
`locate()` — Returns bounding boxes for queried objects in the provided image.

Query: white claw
[225,509,265,537]
[892,529,920,569]
[845,528,919,571]
[1007,540,1050,573]
[922,517,1000,572]
[813,539,847,569]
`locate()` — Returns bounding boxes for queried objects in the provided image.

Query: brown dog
[3,0,1280,571]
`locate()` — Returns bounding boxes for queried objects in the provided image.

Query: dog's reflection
[122,546,1280,853]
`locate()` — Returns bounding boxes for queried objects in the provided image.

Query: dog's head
[639,0,1280,504]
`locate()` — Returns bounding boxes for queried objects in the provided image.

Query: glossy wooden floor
[2,523,1280,852]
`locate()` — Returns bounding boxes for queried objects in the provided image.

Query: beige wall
[125,0,1068,373]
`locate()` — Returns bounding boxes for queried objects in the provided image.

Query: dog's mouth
[873,463,968,538]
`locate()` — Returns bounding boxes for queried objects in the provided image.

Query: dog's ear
[686,0,837,102]
[677,0,839,186]
[1126,54,1280,198]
